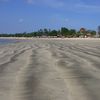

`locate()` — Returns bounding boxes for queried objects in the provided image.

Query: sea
[0,39,18,45]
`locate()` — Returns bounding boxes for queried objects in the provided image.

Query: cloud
[18,18,24,23]
[27,0,34,4]
[50,14,69,25]
[65,18,69,22]
[26,0,100,13]
[76,4,100,9]
[0,0,9,2]
[75,3,100,13]
[26,0,65,8]
[43,0,65,8]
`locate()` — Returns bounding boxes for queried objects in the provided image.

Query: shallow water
[0,39,17,44]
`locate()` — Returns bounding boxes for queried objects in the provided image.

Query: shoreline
[0,37,100,40]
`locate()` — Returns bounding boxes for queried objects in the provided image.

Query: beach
[0,38,100,100]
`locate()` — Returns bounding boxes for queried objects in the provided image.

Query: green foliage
[49,30,58,36]
[76,31,81,37]
[0,27,97,38]
[61,27,69,37]
[86,30,96,36]
[69,29,76,37]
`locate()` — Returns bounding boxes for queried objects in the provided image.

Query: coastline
[0,37,100,40]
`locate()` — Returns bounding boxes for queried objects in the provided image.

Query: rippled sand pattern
[0,38,100,100]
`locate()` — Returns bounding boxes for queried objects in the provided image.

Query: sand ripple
[0,39,100,100]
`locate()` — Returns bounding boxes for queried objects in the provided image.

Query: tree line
[0,27,97,38]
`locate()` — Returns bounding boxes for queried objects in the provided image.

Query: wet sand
[0,38,100,100]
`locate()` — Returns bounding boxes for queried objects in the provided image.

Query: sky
[0,0,100,33]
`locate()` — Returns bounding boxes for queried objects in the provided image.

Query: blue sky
[0,0,100,33]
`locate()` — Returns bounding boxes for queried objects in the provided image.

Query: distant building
[79,28,96,38]
[86,33,92,38]
[79,28,86,38]
[80,28,86,33]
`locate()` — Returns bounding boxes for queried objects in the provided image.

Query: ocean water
[0,39,17,44]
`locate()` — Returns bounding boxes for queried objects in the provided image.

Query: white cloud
[26,0,65,8]
[65,18,69,22]
[18,18,24,23]
[50,14,69,25]
[75,3,100,13]
[44,0,65,8]
[76,4,100,9]
[27,0,34,4]
[26,0,100,13]
[0,0,9,2]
